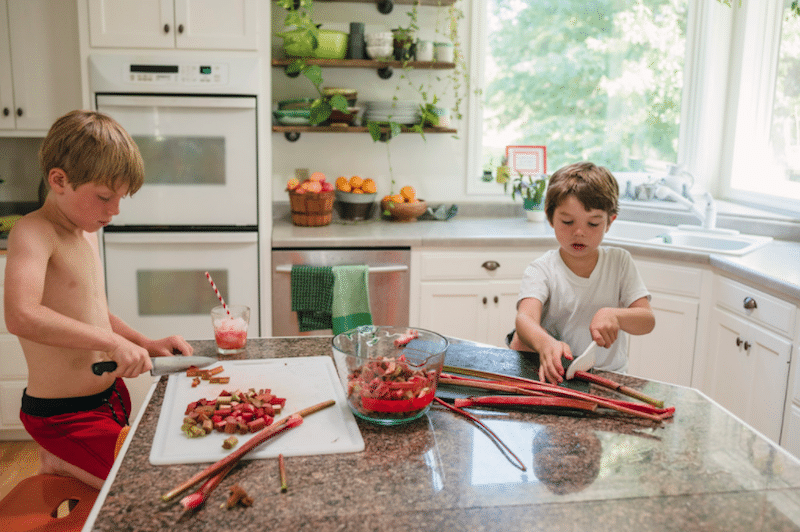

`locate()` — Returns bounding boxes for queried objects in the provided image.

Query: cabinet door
[707,307,791,442]
[174,0,257,50]
[0,380,26,429]
[6,0,81,130]
[488,280,521,348]
[88,0,174,49]
[0,2,14,130]
[628,292,698,386]
[419,281,488,344]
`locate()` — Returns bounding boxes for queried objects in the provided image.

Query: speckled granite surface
[86,337,800,532]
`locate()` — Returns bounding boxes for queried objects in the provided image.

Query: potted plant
[500,168,548,222]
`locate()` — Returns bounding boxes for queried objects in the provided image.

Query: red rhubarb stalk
[279,453,288,493]
[162,399,335,502]
[453,395,597,412]
[573,370,664,408]
[433,397,526,471]
[179,462,236,511]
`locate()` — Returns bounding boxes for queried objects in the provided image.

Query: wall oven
[89,54,261,340]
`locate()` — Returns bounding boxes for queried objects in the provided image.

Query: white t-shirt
[517,246,650,373]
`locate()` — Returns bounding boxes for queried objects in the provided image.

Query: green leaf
[329,94,349,112]
[302,65,324,88]
[388,121,402,139]
[309,98,332,125]
[285,59,305,77]
[367,121,383,142]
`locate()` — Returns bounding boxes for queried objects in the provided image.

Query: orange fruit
[382,195,393,204]
[337,181,352,192]
[390,194,405,204]
[304,180,322,193]
[349,176,364,189]
[352,189,364,194]
[400,185,416,202]
[309,172,326,182]
[286,178,300,191]
[362,178,377,194]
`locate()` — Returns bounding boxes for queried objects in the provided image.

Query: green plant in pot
[500,168,548,222]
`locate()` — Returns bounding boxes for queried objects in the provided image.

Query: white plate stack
[363,100,421,126]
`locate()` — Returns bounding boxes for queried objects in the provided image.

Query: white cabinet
[627,259,710,387]
[412,248,545,347]
[88,0,257,50]
[705,276,794,443]
[0,254,30,439]
[0,0,82,131]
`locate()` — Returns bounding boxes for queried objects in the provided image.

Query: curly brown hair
[544,161,619,223]
[39,110,144,195]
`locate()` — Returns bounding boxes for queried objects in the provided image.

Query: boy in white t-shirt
[507,162,655,384]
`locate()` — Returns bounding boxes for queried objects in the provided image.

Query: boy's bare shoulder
[7,210,58,255]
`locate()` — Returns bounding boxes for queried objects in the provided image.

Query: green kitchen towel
[291,265,334,332]
[331,265,373,335]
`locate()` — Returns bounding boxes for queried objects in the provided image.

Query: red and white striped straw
[205,271,230,316]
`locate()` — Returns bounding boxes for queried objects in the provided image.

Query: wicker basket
[289,190,335,226]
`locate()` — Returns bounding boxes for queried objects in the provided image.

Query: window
[725,0,800,212]
[469,0,689,194]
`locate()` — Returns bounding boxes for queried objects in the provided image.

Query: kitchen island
[85,337,800,531]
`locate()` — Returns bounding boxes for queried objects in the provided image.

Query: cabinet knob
[163,23,170,34]
[743,297,757,310]
[16,108,22,117]
[736,337,743,347]
[2,107,8,117]
[481,261,500,271]
[494,296,499,304]
[744,341,751,351]
[482,297,487,305]
[178,24,184,34]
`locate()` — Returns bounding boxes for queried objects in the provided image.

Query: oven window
[137,269,227,316]
[132,136,226,185]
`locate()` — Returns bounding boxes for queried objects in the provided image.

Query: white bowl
[367,45,393,60]
[365,32,393,46]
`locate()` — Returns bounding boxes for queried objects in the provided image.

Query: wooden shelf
[317,0,457,6]
[273,125,457,141]
[271,58,455,70]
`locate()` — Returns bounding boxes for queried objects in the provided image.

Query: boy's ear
[47,168,69,193]
[605,213,617,232]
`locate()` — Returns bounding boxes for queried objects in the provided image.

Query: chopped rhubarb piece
[185,366,200,377]
[209,365,225,376]
[210,376,230,384]
[269,397,286,408]
[222,436,238,450]
[247,417,266,432]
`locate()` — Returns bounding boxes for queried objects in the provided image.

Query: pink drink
[211,305,249,354]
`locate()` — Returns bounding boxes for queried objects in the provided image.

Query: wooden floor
[0,440,41,500]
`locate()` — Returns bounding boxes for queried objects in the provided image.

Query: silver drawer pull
[481,261,500,271]
[275,264,408,274]
[743,297,757,310]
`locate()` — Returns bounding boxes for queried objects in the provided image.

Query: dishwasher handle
[275,264,408,274]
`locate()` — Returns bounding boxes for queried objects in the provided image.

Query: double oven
[89,54,261,341]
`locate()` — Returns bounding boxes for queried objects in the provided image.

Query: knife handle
[92,361,117,375]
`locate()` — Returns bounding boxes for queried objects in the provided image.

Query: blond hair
[39,110,144,195]
[544,161,619,223]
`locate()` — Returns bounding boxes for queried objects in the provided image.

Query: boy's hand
[145,336,194,358]
[590,308,621,348]
[108,337,152,378]
[538,339,572,384]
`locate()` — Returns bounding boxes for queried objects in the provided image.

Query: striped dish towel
[291,265,334,332]
[331,265,373,335]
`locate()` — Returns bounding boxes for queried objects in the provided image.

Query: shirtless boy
[4,110,193,489]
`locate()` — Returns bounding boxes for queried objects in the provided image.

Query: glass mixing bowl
[332,326,448,425]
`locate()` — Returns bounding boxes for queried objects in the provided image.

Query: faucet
[655,186,717,230]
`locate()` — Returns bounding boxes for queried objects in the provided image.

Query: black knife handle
[92,361,117,375]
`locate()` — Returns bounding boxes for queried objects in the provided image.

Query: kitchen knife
[92,356,217,377]
[565,341,597,380]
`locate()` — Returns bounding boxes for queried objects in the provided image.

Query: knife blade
[565,341,597,380]
[91,356,217,376]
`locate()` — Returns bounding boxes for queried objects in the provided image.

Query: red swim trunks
[19,378,132,480]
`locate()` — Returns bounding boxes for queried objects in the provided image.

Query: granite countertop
[86,337,800,532]
[272,209,800,302]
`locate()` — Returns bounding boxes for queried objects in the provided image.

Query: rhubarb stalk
[453,395,597,412]
[162,399,335,502]
[179,462,235,512]
[573,370,664,408]
[279,453,288,493]
[434,397,526,471]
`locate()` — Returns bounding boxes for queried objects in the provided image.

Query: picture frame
[506,145,547,176]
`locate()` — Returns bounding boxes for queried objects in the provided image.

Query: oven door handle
[96,94,256,110]
[103,231,258,244]
[275,264,408,274]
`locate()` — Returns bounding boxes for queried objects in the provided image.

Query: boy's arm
[108,313,194,357]
[590,297,655,348]
[514,298,573,384]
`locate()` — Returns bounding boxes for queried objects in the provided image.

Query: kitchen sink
[605,220,772,256]
[644,230,772,255]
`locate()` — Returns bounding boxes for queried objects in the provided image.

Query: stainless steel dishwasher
[271,248,410,336]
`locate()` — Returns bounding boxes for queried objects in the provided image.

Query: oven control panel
[126,63,230,86]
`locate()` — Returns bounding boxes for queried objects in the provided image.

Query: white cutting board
[149,357,364,465]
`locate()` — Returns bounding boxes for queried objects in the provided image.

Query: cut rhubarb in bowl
[332,326,448,425]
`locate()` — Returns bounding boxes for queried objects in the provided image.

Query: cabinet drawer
[714,276,795,337]
[635,259,703,298]
[419,250,538,281]
[0,380,26,429]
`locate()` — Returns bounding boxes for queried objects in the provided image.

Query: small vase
[523,198,545,222]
